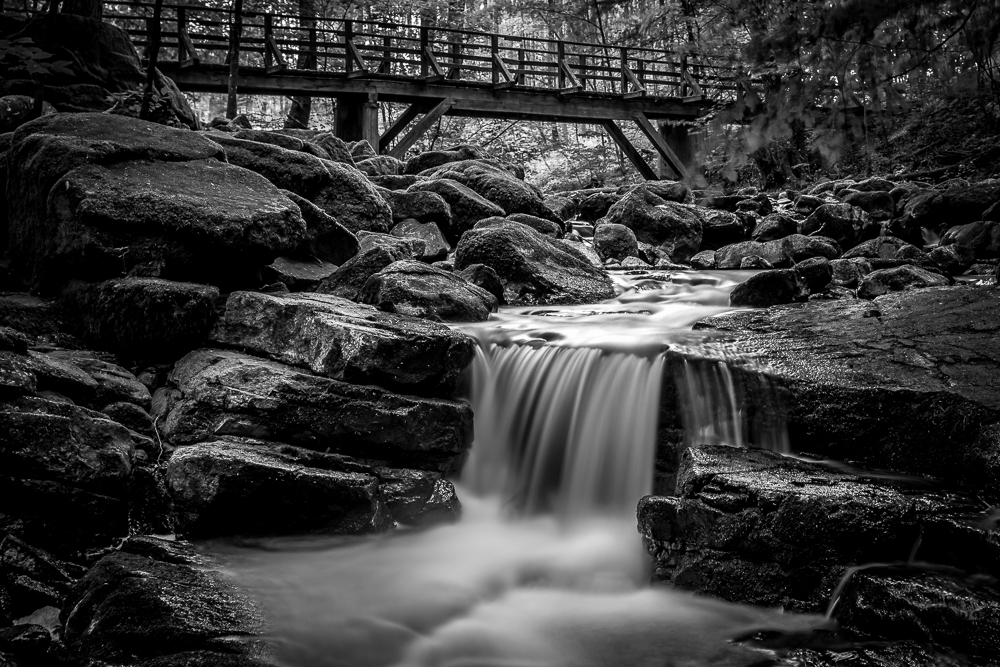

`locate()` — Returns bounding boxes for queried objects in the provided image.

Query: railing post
[578,53,587,90]
[557,40,566,89]
[636,56,645,88]
[517,46,525,85]
[264,13,274,70]
[420,25,430,79]
[449,37,462,80]
[175,7,185,63]
[620,46,628,91]
[344,19,354,75]
[680,53,688,96]
[380,35,391,74]
[491,33,500,86]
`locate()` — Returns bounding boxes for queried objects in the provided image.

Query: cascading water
[215,269,824,667]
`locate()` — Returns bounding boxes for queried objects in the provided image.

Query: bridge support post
[335,92,379,150]
[656,121,697,180]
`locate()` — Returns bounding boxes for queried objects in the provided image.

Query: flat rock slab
[693,285,1000,495]
[156,349,473,472]
[638,445,997,614]
[210,291,475,396]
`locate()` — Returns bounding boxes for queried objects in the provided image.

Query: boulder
[370,174,425,191]
[166,440,390,537]
[390,219,450,262]
[346,139,377,161]
[638,445,992,613]
[404,145,486,175]
[578,191,620,222]
[751,213,798,243]
[778,234,842,263]
[316,234,416,301]
[423,159,560,224]
[792,257,832,293]
[211,134,333,199]
[231,129,329,159]
[69,278,219,361]
[506,213,563,238]
[793,194,826,215]
[735,193,772,216]
[375,467,461,526]
[45,350,150,408]
[738,256,772,269]
[800,203,873,250]
[729,269,804,307]
[699,209,748,250]
[939,220,1000,258]
[62,545,266,662]
[454,223,615,305]
[928,244,976,275]
[690,250,716,270]
[593,223,639,262]
[842,190,895,221]
[356,155,404,176]
[312,160,393,234]
[841,236,926,263]
[829,257,873,288]
[359,260,496,323]
[209,290,475,396]
[378,187,452,229]
[280,191,359,266]
[543,194,578,221]
[263,256,339,292]
[693,286,1000,493]
[604,186,703,262]
[155,349,473,471]
[457,264,506,306]
[851,176,895,192]
[408,178,506,245]
[857,265,951,299]
[644,180,690,203]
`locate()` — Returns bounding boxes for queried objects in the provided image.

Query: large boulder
[699,209,749,250]
[577,191,620,222]
[155,349,473,472]
[316,233,416,301]
[715,240,788,269]
[166,440,391,537]
[211,134,333,200]
[856,265,951,299]
[454,223,615,305]
[407,178,505,245]
[841,236,927,264]
[312,160,393,234]
[390,219,450,262]
[209,290,475,396]
[939,220,1000,258]
[359,260,497,323]
[422,159,561,224]
[403,145,487,175]
[279,191,359,265]
[378,187,452,229]
[593,223,639,262]
[800,203,873,250]
[729,269,805,307]
[604,185,703,262]
[842,190,895,221]
[751,213,798,243]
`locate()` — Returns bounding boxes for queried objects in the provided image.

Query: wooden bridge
[104,1,741,179]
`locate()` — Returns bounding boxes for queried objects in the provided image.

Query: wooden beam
[176,7,200,68]
[603,120,657,181]
[379,102,422,153]
[424,47,445,82]
[388,98,453,159]
[264,14,286,74]
[632,112,690,181]
[492,53,515,89]
[558,58,582,96]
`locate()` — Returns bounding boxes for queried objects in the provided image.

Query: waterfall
[462,344,664,518]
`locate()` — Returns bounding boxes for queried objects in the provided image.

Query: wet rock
[779,235,842,263]
[69,278,219,361]
[857,265,951,299]
[638,445,991,613]
[842,190,895,221]
[316,233,416,301]
[544,194,577,221]
[793,257,833,293]
[62,546,267,662]
[166,440,390,537]
[390,219,450,262]
[801,203,874,250]
[155,349,473,472]
[45,350,150,409]
[263,256,338,292]
[232,129,330,160]
[346,138,376,161]
[793,194,826,215]
[594,223,639,262]
[716,241,788,269]
[604,185,703,262]
[312,160,394,235]
[404,145,486,175]
[408,179,505,245]
[211,134,334,201]
[281,191,359,266]
[939,220,1000,258]
[454,223,615,306]
[691,250,716,270]
[0,294,74,346]
[645,180,690,203]
[0,352,37,399]
[730,269,804,306]
[929,244,977,276]
[739,256,772,270]
[376,468,462,526]
[457,264,506,306]
[210,290,474,395]
[356,155,404,176]
[378,187,452,229]
[0,624,51,664]
[505,213,563,238]
[841,236,928,265]
[736,193,773,216]
[0,534,79,617]
[359,260,497,322]
[422,160,560,224]
[700,210,749,250]
[370,174,424,191]
[556,238,603,269]
[750,213,798,243]
[834,568,1000,660]
[578,191,620,222]
[693,285,1000,493]
[101,401,154,437]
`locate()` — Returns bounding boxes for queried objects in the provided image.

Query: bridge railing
[6,0,739,101]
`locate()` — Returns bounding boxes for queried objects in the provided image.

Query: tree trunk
[61,0,101,19]
[284,0,317,129]
[226,0,243,119]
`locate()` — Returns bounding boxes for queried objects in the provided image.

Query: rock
[841,236,927,265]
[593,223,639,262]
[404,145,486,175]
[280,191,359,266]
[263,256,339,292]
[424,160,561,224]
[716,241,787,269]
[779,235,842,263]
[210,134,334,200]
[311,160,394,235]
[751,213,798,243]
[645,180,690,203]
[829,257,873,288]
[370,174,425,190]
[346,138,377,161]
[693,285,1000,493]
[166,440,390,537]
[457,264,506,306]
[638,445,991,613]
[842,190,895,221]
[939,220,1000,258]
[505,213,563,238]
[699,210,749,250]
[45,350,151,409]
[792,257,833,292]
[929,244,977,276]
[0,534,79,617]
[852,177,895,192]
[316,234,415,301]
[578,191,620,222]
[230,129,327,158]
[209,290,475,396]
[620,256,651,269]
[690,250,716,270]
[544,194,577,221]
[408,179,505,245]
[390,219,450,262]
[454,223,615,306]
[378,187,452,229]
[801,203,873,250]
[738,256,772,269]
[833,568,1000,660]
[729,269,805,306]
[0,293,74,346]
[604,186,703,262]
[0,351,37,399]
[156,349,473,472]
[62,547,266,662]
[793,194,826,215]
[102,401,154,436]
[556,238,603,269]
[857,265,951,299]
[69,278,219,361]
[703,194,742,212]
[735,193,773,216]
[23,351,97,405]
[376,467,461,526]
[359,260,497,322]
[356,155,404,176]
